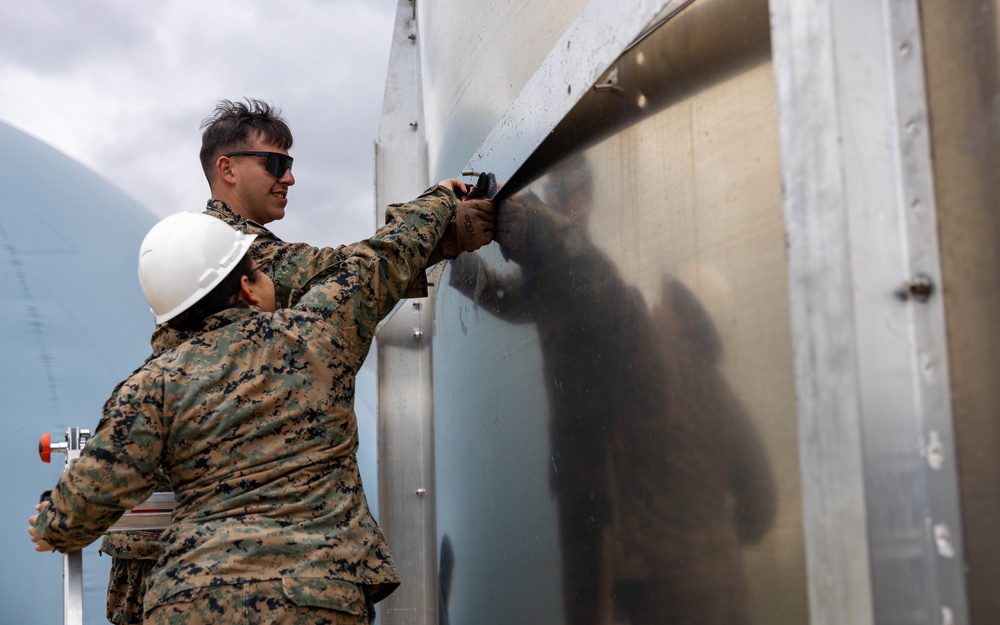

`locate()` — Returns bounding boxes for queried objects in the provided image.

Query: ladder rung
[106,492,176,532]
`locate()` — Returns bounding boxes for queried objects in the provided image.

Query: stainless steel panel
[920,1,1000,622]
[416,0,587,178]
[462,0,686,182]
[433,1,808,623]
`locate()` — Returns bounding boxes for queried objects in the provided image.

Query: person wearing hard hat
[89,97,495,625]
[28,177,475,624]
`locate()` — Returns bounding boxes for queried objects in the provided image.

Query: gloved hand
[436,199,496,259]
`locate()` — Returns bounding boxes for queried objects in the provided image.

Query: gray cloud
[0,0,398,248]
[0,1,161,74]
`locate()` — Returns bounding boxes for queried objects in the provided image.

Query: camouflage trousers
[107,557,156,625]
[144,580,376,625]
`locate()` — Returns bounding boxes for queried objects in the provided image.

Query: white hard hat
[138,212,257,324]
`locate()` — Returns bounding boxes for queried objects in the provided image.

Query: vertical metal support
[769,4,874,620]
[770,0,970,623]
[376,298,439,625]
[375,2,437,624]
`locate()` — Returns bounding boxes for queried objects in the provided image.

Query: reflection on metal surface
[433,1,805,622]
[447,161,779,624]
[377,0,997,619]
[510,0,771,192]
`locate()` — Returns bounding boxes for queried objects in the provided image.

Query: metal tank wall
[413,0,588,179]
[377,0,993,623]
[432,0,808,623]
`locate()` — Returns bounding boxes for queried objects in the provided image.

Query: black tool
[466,172,498,200]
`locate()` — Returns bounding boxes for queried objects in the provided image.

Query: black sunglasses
[226,151,293,179]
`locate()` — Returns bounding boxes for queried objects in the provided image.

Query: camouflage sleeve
[99,529,164,560]
[402,271,431,299]
[255,226,432,304]
[34,369,166,552]
[295,185,455,360]
[252,239,354,308]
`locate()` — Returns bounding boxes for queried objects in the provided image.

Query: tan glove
[436,199,496,259]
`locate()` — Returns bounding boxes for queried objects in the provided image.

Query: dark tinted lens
[265,153,293,178]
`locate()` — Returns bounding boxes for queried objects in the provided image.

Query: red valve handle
[39,432,52,463]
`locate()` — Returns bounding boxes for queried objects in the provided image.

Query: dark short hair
[167,254,259,332]
[199,98,293,184]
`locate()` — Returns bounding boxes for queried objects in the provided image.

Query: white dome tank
[0,120,157,625]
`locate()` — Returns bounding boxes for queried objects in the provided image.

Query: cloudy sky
[0,0,399,247]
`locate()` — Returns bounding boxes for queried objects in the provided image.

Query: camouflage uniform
[98,196,439,624]
[35,185,455,624]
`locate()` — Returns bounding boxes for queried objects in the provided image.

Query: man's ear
[238,274,261,306]
[216,155,236,185]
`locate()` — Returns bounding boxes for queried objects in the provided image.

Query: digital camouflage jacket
[100,194,436,563]
[35,185,455,609]
[202,198,433,307]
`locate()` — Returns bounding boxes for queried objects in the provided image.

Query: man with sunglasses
[93,98,496,624]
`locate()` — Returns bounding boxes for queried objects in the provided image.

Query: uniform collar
[200,306,261,334]
[204,199,281,239]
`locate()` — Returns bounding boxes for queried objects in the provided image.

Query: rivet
[934,524,955,558]
[906,274,934,302]
[941,606,954,625]
[926,430,945,470]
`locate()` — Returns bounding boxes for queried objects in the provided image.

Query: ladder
[39,427,176,625]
